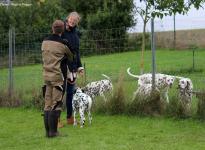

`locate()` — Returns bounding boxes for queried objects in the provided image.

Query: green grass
[1,50,205,96]
[1,108,205,150]
[1,49,205,88]
[0,50,205,149]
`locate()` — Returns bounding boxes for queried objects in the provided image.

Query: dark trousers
[66,82,75,119]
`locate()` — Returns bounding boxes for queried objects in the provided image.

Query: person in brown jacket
[42,19,73,137]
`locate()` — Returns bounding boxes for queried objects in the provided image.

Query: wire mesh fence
[0,27,205,102]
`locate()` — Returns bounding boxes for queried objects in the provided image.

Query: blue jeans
[66,82,75,119]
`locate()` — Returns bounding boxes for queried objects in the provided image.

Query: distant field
[0,50,205,100]
[130,29,205,49]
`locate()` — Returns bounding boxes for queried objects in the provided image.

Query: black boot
[48,110,60,137]
[43,111,49,137]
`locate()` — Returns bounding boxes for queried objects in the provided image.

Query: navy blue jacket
[61,26,82,72]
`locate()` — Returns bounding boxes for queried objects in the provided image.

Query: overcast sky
[129,1,205,33]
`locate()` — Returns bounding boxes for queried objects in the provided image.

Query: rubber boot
[48,110,60,137]
[43,111,49,137]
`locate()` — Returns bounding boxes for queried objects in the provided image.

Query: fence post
[192,48,195,70]
[8,27,13,97]
[83,62,86,84]
[13,27,16,64]
[151,18,156,90]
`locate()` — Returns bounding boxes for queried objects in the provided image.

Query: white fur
[82,74,113,101]
[127,67,176,103]
[133,83,160,100]
[178,78,193,106]
[72,87,92,128]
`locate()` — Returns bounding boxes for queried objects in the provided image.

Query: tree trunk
[140,20,146,75]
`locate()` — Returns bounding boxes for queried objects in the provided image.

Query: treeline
[0,0,134,37]
[0,0,135,55]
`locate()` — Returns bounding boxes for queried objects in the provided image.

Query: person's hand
[78,69,84,76]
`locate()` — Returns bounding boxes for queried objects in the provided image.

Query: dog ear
[186,80,191,89]
[187,80,193,90]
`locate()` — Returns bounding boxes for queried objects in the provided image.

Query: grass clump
[196,90,205,119]
[0,90,23,107]
[30,88,44,110]
[93,71,126,115]
[105,71,126,115]
[127,89,165,116]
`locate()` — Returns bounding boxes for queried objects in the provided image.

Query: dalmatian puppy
[72,87,92,128]
[127,67,176,103]
[82,74,113,101]
[178,77,193,107]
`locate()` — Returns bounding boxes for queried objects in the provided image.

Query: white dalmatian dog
[127,67,176,103]
[178,77,193,107]
[82,74,113,101]
[72,87,92,128]
[133,83,160,101]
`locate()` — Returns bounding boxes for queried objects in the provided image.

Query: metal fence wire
[0,27,205,97]
[0,27,138,68]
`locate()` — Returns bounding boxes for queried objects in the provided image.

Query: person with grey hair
[61,11,84,126]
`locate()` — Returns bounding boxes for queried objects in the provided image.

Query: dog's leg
[110,84,114,97]
[73,110,77,126]
[132,88,139,101]
[165,90,169,103]
[161,90,169,103]
[88,110,92,125]
[100,93,107,102]
[79,108,85,128]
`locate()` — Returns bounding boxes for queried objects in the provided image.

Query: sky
[129,1,205,33]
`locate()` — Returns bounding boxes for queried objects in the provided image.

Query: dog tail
[127,67,140,79]
[102,74,111,80]
[175,76,183,80]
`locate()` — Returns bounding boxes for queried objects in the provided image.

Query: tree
[61,0,135,54]
[85,0,135,53]
[135,1,152,74]
[135,0,205,74]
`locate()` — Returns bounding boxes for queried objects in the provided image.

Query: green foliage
[105,71,126,115]
[131,32,150,50]
[0,90,23,107]
[82,0,134,53]
[0,0,135,55]
[167,94,192,119]
[0,0,134,34]
[127,90,165,116]
[1,50,205,119]
[0,0,65,34]
[30,88,44,110]
[139,0,205,17]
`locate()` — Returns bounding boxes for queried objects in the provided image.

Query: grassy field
[1,50,205,149]
[0,49,205,100]
[0,108,205,150]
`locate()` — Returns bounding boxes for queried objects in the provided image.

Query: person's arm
[64,45,73,63]
[75,46,84,75]
[62,39,75,54]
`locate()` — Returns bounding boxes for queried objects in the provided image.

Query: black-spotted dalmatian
[127,67,176,103]
[178,77,193,107]
[82,74,113,101]
[72,87,92,128]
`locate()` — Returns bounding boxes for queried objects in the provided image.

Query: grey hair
[67,11,81,25]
